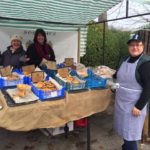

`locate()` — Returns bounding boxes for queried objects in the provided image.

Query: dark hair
[34,28,47,44]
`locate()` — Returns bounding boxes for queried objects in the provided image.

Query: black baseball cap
[127,34,143,44]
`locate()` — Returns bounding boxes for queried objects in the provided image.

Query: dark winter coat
[26,43,55,67]
[0,46,26,69]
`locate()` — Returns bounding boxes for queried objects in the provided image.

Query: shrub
[81,24,130,69]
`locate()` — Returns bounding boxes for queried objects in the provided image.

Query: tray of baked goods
[0,66,24,88]
[1,84,38,107]
[0,73,24,88]
[70,69,107,89]
[30,77,65,101]
[55,73,86,91]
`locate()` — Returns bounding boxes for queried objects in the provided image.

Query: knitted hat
[10,34,22,42]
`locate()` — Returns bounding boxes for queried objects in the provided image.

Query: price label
[64,58,74,67]
[51,91,58,97]
[46,61,57,70]
[22,65,35,74]
[58,68,69,78]
[31,71,44,83]
[0,66,12,77]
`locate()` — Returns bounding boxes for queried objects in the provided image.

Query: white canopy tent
[0,0,121,63]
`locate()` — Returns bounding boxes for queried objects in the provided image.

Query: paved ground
[0,103,149,150]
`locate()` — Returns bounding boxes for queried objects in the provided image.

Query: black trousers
[122,140,138,150]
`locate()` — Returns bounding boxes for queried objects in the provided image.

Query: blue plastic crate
[30,78,65,101]
[0,76,24,88]
[54,75,86,91]
[57,63,65,69]
[0,69,32,88]
[40,65,57,79]
[0,69,24,88]
[70,69,107,89]
[12,68,23,75]
[0,78,4,89]
[85,77,106,88]
[12,69,31,84]
[23,76,32,84]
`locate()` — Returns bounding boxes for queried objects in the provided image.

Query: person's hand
[132,107,141,117]
[20,55,30,62]
[25,57,30,62]
[24,55,30,62]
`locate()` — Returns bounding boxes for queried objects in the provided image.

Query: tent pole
[88,12,150,25]
[87,117,91,150]
[102,22,106,65]
[126,0,129,18]
[77,28,81,63]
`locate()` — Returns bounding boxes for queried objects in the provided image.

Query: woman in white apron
[114,34,150,150]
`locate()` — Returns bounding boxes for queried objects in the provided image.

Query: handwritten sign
[31,71,44,83]
[46,61,57,70]
[58,68,69,78]
[40,58,48,66]
[0,66,12,77]
[22,65,35,74]
[64,58,74,67]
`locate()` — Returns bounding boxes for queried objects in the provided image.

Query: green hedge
[81,24,130,69]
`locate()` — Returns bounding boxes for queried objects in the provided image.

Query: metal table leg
[87,117,91,150]
[64,123,69,139]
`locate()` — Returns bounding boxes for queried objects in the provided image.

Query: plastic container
[0,69,26,88]
[74,118,88,127]
[0,78,4,89]
[12,68,23,75]
[85,77,107,88]
[30,77,65,101]
[55,75,86,91]
[23,76,32,84]
[12,69,31,84]
[40,65,57,79]
[0,76,24,88]
[57,63,65,69]
[70,69,107,89]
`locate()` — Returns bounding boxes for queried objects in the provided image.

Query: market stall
[0,65,114,150]
[0,1,122,150]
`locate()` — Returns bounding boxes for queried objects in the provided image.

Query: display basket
[70,69,107,89]
[55,75,86,91]
[30,77,65,101]
[0,71,24,88]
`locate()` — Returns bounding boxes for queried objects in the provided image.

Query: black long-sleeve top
[114,54,150,110]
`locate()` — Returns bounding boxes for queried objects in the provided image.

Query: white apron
[114,57,147,141]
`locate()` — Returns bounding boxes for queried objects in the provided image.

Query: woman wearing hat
[114,34,150,150]
[0,34,27,69]
[26,28,55,67]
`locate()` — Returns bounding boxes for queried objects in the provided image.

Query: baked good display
[65,76,80,84]
[66,76,74,82]
[6,74,19,81]
[6,84,38,104]
[76,68,88,78]
[35,81,57,91]
[17,84,31,98]
[55,73,86,91]
[93,66,116,78]
[72,80,80,84]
